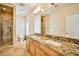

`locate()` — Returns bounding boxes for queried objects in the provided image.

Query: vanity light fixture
[51,3,55,5]
[33,8,44,14]
[19,3,25,7]
[51,3,59,7]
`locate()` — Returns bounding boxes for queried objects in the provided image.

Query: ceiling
[13,3,37,16]
[13,3,73,16]
[43,3,73,15]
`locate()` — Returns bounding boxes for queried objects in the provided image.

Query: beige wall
[16,16,26,37]
[26,13,35,35]
[34,15,41,33]
[26,13,42,35]
[46,4,79,37]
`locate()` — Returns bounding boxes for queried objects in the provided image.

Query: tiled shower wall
[0,4,13,47]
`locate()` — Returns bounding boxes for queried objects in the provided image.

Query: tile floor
[0,40,30,56]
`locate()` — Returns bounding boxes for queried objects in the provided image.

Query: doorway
[41,16,46,34]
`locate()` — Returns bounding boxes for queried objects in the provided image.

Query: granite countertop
[30,36,79,56]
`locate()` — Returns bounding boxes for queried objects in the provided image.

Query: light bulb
[2,7,6,11]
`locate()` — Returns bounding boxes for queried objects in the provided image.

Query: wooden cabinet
[39,44,59,56]
[26,38,36,56]
[26,38,30,51]
[26,37,62,56]
[29,42,36,56]
[36,47,46,56]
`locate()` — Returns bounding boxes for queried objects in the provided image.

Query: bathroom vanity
[26,35,79,56]
[26,36,62,56]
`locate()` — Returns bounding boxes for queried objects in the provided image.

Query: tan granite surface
[30,36,79,56]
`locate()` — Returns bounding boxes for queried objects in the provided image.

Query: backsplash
[31,33,79,45]
[43,34,79,45]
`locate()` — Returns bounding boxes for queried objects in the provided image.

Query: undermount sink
[44,40,62,46]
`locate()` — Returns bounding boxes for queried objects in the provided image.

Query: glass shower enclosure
[0,4,13,47]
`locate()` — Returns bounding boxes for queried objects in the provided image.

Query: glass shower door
[0,4,13,47]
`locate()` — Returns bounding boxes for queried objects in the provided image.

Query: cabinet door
[26,38,32,51]
[29,40,36,56]
[26,39,30,51]
[40,44,59,56]
[33,40,39,47]
[36,47,46,56]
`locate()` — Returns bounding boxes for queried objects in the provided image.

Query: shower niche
[0,4,13,47]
